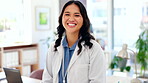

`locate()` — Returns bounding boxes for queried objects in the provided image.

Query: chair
[29,69,44,80]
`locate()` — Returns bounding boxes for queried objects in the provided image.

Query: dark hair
[54,0,95,55]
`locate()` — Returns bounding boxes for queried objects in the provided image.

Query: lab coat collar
[56,39,85,78]
[67,43,85,72]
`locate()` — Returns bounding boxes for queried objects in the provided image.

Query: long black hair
[54,0,95,55]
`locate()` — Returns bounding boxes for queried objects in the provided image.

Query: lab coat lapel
[54,45,63,78]
[67,44,85,71]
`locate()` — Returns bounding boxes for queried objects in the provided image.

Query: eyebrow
[64,11,70,13]
[75,12,80,14]
[64,11,80,14]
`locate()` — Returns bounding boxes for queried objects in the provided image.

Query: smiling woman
[62,4,83,45]
[42,1,106,83]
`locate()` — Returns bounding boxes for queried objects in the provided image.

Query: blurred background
[0,0,148,82]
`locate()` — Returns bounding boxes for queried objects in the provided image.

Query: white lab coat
[41,39,106,83]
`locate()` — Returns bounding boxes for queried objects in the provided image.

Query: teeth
[68,24,75,26]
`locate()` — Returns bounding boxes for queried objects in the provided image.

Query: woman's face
[62,4,83,35]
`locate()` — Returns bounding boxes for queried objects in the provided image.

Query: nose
[69,16,75,21]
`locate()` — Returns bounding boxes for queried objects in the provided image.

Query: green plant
[135,29,148,78]
[110,56,131,72]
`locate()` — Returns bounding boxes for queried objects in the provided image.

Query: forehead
[64,4,80,13]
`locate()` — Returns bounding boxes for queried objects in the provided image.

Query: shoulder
[47,42,55,52]
[82,39,105,62]
[84,39,104,55]
[82,39,103,52]
[90,39,102,50]
[90,39,99,45]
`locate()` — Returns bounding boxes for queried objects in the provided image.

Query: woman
[42,1,106,83]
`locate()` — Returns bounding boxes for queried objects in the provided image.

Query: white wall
[30,0,59,68]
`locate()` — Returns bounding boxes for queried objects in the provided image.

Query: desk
[1,72,147,83]
[0,76,41,83]
[0,72,41,83]
[106,76,148,83]
[0,72,133,83]
[106,76,132,83]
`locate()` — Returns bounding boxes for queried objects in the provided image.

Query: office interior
[0,0,148,82]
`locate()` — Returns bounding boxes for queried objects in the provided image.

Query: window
[87,0,148,50]
[113,0,148,50]
[0,0,32,46]
[87,0,108,50]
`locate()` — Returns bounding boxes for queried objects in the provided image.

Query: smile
[68,23,76,26]
[67,23,77,28]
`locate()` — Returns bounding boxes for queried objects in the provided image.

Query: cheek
[62,19,65,26]
[78,18,83,26]
[62,18,66,26]
[62,16,68,25]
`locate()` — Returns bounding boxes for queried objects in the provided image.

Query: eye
[65,14,70,16]
[75,14,80,17]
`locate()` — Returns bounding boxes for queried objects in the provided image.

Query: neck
[66,33,79,48]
